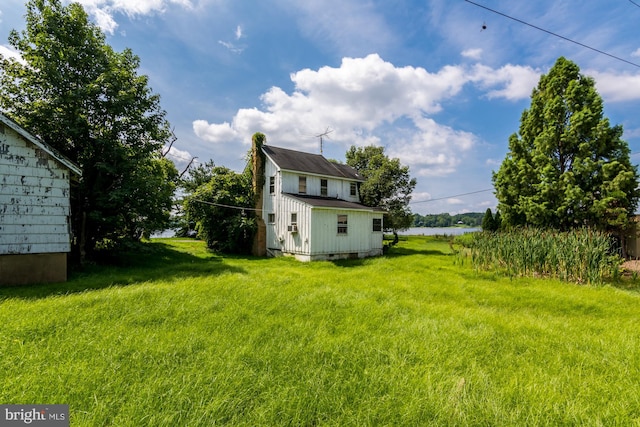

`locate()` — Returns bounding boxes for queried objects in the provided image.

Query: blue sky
[2,0,640,215]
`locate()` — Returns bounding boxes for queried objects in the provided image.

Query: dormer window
[299,176,307,194]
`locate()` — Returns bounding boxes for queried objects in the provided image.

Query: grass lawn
[1,236,639,426]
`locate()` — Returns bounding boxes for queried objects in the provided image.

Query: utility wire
[410,188,493,205]
[191,198,261,211]
[193,188,495,209]
[628,0,640,9]
[464,0,640,69]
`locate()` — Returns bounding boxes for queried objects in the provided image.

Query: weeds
[459,228,620,284]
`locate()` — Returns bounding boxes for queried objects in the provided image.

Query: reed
[461,228,620,284]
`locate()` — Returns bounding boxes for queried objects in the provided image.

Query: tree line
[412,212,484,228]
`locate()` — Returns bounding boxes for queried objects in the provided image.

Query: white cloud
[388,117,477,177]
[218,40,245,54]
[164,145,195,171]
[461,48,482,60]
[632,48,640,58]
[0,44,25,64]
[73,0,193,34]
[192,55,549,177]
[470,64,540,101]
[218,24,247,53]
[587,70,640,103]
[193,120,239,143]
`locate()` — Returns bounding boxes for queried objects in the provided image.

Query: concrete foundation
[0,253,67,286]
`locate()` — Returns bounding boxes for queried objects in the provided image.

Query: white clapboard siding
[0,120,74,255]
[3,242,71,254]
[1,224,69,235]
[3,163,69,179]
[0,181,69,198]
[0,214,68,226]
[1,174,67,189]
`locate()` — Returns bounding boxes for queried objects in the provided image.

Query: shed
[0,113,81,285]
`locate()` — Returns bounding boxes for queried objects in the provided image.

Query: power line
[628,0,640,9]
[464,0,640,69]
[410,188,493,205]
[191,198,261,212]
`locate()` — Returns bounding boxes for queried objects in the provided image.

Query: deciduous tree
[183,165,256,254]
[346,145,416,235]
[0,0,176,260]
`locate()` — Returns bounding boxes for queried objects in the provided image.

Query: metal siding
[0,126,72,255]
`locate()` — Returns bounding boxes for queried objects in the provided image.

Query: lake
[398,227,482,236]
[153,226,482,239]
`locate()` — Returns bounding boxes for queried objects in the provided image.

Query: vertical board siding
[310,209,382,255]
[280,170,360,202]
[262,152,382,259]
[0,126,72,254]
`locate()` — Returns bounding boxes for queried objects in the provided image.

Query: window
[269,176,275,194]
[321,179,328,196]
[299,176,307,194]
[373,218,382,232]
[288,212,298,232]
[337,214,348,234]
[268,213,275,223]
[350,182,357,196]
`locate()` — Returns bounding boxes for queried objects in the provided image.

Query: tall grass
[1,237,639,425]
[462,228,620,284]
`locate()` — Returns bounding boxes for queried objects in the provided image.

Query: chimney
[251,133,267,256]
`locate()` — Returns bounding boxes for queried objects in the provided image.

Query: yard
[1,236,639,426]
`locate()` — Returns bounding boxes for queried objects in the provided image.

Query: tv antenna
[314,127,333,155]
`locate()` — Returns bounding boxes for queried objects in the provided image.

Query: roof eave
[0,112,82,176]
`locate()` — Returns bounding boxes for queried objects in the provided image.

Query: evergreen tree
[482,208,496,232]
[493,57,639,237]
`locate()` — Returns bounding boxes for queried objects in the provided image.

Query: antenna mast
[314,127,333,155]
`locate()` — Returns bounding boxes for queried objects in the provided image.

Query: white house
[253,140,384,261]
[0,113,81,285]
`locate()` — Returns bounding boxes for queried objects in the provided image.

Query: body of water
[398,227,481,236]
[153,227,482,238]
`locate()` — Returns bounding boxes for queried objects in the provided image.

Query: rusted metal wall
[0,123,72,255]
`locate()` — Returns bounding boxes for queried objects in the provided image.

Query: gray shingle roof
[262,145,363,181]
[284,193,384,211]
